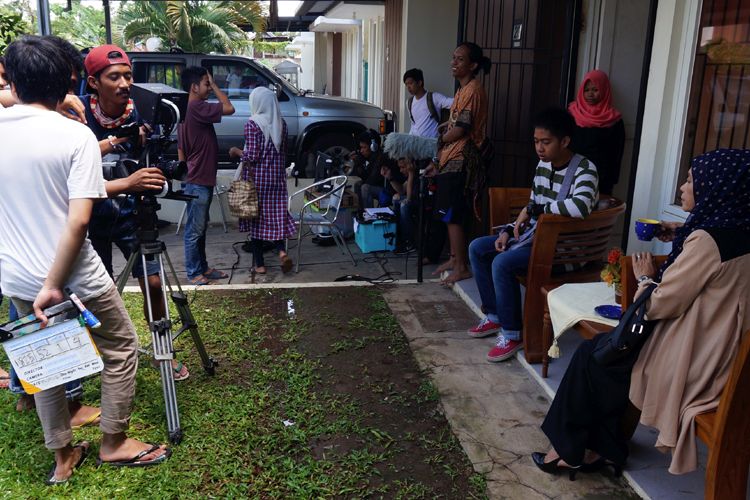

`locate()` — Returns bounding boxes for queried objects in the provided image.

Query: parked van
[126,51,395,176]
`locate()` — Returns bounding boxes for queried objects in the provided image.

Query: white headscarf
[249,86,283,153]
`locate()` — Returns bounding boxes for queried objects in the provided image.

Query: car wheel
[305,132,355,177]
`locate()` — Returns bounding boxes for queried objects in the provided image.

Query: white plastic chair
[175,185,230,234]
[287,175,356,273]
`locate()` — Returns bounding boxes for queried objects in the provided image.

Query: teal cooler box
[354,219,396,253]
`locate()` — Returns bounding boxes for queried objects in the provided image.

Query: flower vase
[614,285,623,306]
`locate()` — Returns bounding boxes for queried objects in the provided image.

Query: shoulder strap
[556,154,583,201]
[407,96,415,124]
[426,92,440,124]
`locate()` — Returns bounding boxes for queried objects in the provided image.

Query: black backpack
[407,92,442,125]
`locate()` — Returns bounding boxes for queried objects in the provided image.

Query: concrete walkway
[383,283,636,499]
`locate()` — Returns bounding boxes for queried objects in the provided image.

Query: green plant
[0,11,32,53]
[50,0,105,49]
[114,0,266,54]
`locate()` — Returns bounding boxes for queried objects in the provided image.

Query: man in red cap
[82,44,190,381]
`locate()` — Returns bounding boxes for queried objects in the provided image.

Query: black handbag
[592,283,657,365]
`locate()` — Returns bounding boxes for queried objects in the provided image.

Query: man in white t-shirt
[0,35,170,485]
[404,68,453,138]
[400,68,452,256]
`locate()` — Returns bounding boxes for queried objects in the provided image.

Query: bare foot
[99,435,169,464]
[254,266,267,275]
[432,256,455,275]
[50,441,89,483]
[441,268,472,285]
[69,401,101,428]
[0,367,9,389]
[16,393,35,412]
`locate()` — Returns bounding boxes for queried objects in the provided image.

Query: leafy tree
[0,10,32,53]
[50,0,105,49]
[114,0,266,54]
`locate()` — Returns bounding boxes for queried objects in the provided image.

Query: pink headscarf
[568,69,622,128]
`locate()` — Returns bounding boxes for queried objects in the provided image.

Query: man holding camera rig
[0,35,170,485]
[81,44,189,381]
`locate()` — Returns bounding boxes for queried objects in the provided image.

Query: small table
[541,282,620,377]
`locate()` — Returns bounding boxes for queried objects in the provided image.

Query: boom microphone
[382,133,437,160]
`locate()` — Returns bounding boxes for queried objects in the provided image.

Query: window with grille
[678,1,750,202]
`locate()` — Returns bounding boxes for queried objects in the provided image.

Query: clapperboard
[0,298,103,394]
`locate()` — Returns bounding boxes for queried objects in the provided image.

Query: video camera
[102,83,192,201]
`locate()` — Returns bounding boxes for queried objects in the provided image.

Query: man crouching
[0,36,170,485]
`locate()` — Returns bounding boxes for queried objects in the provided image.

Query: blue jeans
[183,183,214,279]
[394,197,414,245]
[468,235,532,339]
[2,295,83,399]
[361,183,384,209]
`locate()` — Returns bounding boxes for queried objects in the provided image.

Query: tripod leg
[172,292,215,375]
[143,252,182,444]
[116,251,140,294]
[417,173,426,283]
[161,247,216,375]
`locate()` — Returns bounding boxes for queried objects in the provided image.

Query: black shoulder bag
[592,283,658,365]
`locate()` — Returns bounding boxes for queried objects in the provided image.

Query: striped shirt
[530,157,599,219]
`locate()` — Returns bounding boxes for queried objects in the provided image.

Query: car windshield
[265,65,300,93]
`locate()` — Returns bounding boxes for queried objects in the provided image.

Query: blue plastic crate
[354,219,396,253]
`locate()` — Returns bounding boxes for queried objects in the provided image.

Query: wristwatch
[526,202,544,217]
[637,275,653,284]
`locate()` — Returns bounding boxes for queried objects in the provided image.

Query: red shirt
[178,100,223,186]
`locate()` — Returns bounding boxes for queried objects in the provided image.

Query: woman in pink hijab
[568,70,625,195]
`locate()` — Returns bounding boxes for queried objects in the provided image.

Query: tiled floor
[452,278,710,500]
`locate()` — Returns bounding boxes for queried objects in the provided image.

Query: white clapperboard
[1,303,103,394]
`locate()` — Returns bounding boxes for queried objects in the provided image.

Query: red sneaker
[487,334,522,362]
[467,317,501,338]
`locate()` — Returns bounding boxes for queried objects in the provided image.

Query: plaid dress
[238,119,296,240]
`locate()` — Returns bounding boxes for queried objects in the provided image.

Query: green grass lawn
[0,288,486,499]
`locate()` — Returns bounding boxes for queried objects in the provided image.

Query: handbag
[592,283,657,365]
[227,161,259,219]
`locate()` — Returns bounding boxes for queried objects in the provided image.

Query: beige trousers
[12,284,139,449]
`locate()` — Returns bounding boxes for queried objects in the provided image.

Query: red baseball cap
[85,44,131,76]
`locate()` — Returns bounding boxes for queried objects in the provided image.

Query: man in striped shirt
[467,108,599,362]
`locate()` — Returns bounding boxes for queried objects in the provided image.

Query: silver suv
[128,52,395,176]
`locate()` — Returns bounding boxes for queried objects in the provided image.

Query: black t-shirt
[81,95,144,239]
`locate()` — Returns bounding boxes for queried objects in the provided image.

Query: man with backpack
[401,68,452,258]
[404,68,452,138]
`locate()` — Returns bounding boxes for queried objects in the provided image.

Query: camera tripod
[115,195,216,444]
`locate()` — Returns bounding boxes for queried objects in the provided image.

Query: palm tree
[114,0,266,54]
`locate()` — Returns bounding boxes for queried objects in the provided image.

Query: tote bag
[228,161,259,219]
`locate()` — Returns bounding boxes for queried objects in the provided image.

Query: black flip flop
[96,444,172,468]
[46,441,90,486]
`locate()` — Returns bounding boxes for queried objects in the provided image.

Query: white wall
[314,31,329,93]
[399,0,459,132]
[289,33,316,91]
[628,0,701,254]
[575,0,652,245]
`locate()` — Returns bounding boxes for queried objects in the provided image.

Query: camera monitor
[130,83,188,130]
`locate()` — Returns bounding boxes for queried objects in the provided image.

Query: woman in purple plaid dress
[229,87,296,274]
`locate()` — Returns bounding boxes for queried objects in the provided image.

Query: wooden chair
[488,187,530,233]
[701,328,750,499]
[521,197,626,362]
[486,188,626,362]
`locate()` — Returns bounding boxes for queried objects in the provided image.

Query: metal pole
[36,0,51,35]
[103,0,112,44]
